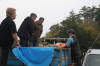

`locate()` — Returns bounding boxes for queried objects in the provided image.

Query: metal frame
[51,48,71,66]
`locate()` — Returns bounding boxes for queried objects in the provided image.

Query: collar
[37,21,42,25]
[69,34,74,38]
[6,16,12,20]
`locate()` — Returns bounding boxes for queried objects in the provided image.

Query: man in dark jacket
[18,13,37,47]
[32,17,44,46]
[62,29,81,66]
[0,8,21,66]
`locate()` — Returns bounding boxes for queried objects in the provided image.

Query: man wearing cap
[63,29,81,66]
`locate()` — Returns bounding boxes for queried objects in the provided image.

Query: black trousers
[20,39,29,47]
[29,38,39,47]
[0,47,9,66]
[20,38,38,47]
[72,55,82,66]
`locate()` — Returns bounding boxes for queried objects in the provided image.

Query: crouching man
[18,13,37,47]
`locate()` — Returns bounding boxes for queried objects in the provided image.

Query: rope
[90,33,100,49]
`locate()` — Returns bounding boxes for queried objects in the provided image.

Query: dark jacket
[18,17,35,40]
[71,35,81,56]
[0,16,17,48]
[32,21,43,38]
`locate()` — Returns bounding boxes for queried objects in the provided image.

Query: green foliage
[95,8,100,23]
[44,5,100,53]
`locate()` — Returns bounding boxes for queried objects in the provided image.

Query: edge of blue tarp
[12,47,54,66]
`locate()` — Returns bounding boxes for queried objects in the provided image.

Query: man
[32,17,44,46]
[0,8,21,66]
[63,29,81,66]
[18,13,37,47]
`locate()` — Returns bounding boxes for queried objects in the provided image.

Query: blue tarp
[51,50,69,66]
[12,47,54,66]
[8,52,22,65]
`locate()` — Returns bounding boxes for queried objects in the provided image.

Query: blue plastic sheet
[51,50,69,66]
[12,47,54,66]
[8,52,22,65]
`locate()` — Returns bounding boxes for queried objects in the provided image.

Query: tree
[80,6,96,23]
[44,5,100,53]
[95,8,100,23]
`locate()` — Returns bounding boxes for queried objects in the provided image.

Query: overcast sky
[0,0,100,37]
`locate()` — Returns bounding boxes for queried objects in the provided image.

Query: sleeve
[40,27,43,35]
[27,21,34,34]
[8,21,17,33]
[66,38,74,47]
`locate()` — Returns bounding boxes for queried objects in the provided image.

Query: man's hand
[16,41,21,48]
[12,33,21,48]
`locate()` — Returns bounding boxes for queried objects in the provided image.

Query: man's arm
[62,38,74,48]
[8,20,21,47]
[28,21,35,34]
[12,33,21,47]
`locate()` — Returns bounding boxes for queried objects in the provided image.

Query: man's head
[67,29,75,36]
[38,17,44,24]
[6,8,16,20]
[30,13,37,21]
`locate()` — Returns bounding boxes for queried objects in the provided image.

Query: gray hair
[30,13,37,18]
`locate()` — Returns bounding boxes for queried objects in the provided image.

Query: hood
[24,17,32,22]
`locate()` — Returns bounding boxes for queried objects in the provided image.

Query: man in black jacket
[18,13,37,47]
[0,8,21,66]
